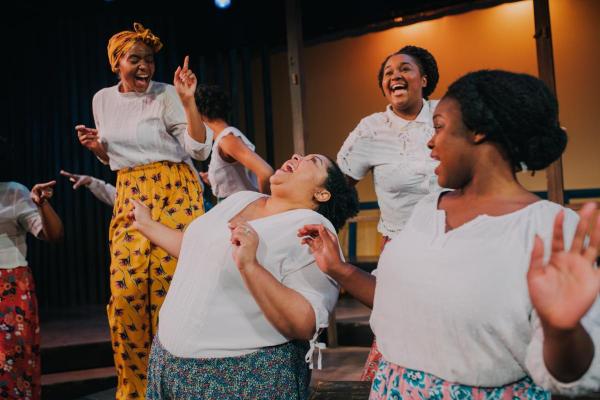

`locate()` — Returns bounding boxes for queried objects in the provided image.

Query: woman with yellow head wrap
[75,22,213,400]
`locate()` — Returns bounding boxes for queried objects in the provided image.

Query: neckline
[228,193,313,225]
[116,80,154,97]
[435,190,548,234]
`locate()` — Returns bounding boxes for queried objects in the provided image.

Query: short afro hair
[445,70,567,171]
[315,159,359,232]
[194,84,231,121]
[377,45,439,99]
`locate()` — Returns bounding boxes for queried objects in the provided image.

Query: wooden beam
[286,0,307,155]
[533,0,565,205]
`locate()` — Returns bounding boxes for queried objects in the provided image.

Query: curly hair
[315,158,360,232]
[194,84,231,121]
[377,45,439,99]
[445,70,567,171]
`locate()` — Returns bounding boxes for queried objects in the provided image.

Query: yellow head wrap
[107,22,163,73]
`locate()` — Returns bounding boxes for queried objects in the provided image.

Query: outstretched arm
[230,222,316,340]
[129,200,184,258]
[529,202,600,382]
[219,135,274,194]
[299,224,375,308]
[30,181,64,243]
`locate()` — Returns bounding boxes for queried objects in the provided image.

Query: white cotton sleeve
[282,259,339,334]
[164,85,213,161]
[14,184,42,237]
[526,304,600,396]
[87,177,117,206]
[92,92,109,166]
[336,119,373,181]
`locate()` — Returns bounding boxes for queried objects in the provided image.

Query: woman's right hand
[128,199,153,231]
[174,55,197,104]
[298,224,343,275]
[60,170,92,189]
[75,125,101,152]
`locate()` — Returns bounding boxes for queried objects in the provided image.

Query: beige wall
[261,0,600,256]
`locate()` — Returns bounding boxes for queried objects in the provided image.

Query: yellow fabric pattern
[108,161,203,399]
[107,22,163,72]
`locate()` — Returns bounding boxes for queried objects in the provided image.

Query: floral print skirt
[146,337,311,400]
[0,266,40,400]
[369,358,550,400]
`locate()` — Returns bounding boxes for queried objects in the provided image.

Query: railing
[346,188,600,260]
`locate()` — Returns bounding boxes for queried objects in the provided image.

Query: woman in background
[0,178,63,399]
[336,45,442,381]
[196,84,273,199]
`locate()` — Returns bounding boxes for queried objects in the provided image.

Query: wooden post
[286,0,307,155]
[533,0,565,205]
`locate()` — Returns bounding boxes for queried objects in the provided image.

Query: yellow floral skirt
[108,161,203,400]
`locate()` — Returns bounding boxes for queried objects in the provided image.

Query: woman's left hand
[230,221,259,272]
[31,181,57,206]
[528,202,600,332]
[174,55,196,103]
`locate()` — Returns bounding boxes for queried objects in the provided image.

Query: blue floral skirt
[146,337,310,399]
[369,358,550,400]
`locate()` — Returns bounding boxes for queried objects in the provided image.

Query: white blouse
[337,101,440,238]
[158,191,339,365]
[93,81,213,171]
[371,192,600,395]
[0,182,42,269]
[208,127,258,198]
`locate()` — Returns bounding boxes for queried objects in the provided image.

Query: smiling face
[381,54,427,118]
[428,97,478,189]
[270,154,332,206]
[116,41,155,93]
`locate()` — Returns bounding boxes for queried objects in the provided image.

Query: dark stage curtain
[1,14,270,309]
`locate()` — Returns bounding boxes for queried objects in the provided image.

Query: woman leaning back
[75,23,212,399]
[131,154,359,399]
[303,70,600,398]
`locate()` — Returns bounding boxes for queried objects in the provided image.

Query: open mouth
[134,75,150,85]
[390,82,408,96]
[277,160,297,174]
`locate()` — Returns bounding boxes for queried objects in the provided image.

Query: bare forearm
[328,261,375,308]
[38,203,64,242]
[91,144,109,164]
[543,322,595,382]
[240,261,315,340]
[136,219,183,258]
[182,98,207,143]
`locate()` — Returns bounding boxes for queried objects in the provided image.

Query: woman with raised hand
[0,179,63,399]
[304,70,600,398]
[75,22,212,399]
[130,154,358,399]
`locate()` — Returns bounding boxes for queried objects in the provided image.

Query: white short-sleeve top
[207,127,258,198]
[158,191,339,361]
[0,182,43,268]
[337,101,441,237]
[93,81,213,170]
[371,191,600,395]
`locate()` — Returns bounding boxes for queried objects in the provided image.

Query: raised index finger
[183,55,189,71]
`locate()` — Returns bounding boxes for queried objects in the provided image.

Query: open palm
[528,203,600,330]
